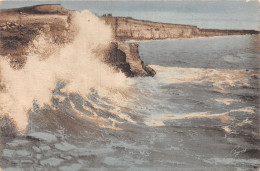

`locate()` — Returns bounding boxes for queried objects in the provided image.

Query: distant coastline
[100,15,259,42]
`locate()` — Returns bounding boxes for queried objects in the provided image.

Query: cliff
[0,4,76,69]
[100,16,259,41]
[0,5,155,77]
[102,43,155,77]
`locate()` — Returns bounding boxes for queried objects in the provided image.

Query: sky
[0,0,259,1]
[0,0,259,30]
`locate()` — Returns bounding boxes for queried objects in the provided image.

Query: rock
[32,146,41,153]
[119,43,156,77]
[6,139,29,147]
[26,132,57,143]
[59,164,82,171]
[40,157,64,166]
[0,115,20,137]
[103,42,156,77]
[39,145,51,151]
[103,157,129,166]
[102,42,133,77]
[54,142,76,151]
[144,65,156,76]
[20,160,33,164]
[36,154,42,159]
[2,149,15,158]
[0,5,75,70]
[60,154,73,160]
[16,150,31,157]
[2,167,23,171]
[10,160,20,164]
[2,26,7,30]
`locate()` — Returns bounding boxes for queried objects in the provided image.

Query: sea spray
[0,10,131,133]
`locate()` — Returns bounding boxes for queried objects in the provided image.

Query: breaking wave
[0,10,132,133]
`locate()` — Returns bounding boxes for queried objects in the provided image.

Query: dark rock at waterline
[119,43,156,77]
[103,42,156,77]
[144,65,156,77]
[0,115,20,138]
[102,42,133,77]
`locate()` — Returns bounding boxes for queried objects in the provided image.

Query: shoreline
[101,15,259,42]
[122,34,258,44]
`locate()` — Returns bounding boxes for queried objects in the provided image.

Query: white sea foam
[214,98,240,105]
[145,111,234,127]
[151,65,250,93]
[145,107,256,127]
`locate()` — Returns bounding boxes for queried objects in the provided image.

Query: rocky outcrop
[101,16,259,41]
[102,42,155,77]
[102,42,133,77]
[118,43,156,77]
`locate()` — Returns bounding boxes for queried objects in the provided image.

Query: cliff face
[102,42,155,77]
[0,5,76,69]
[101,17,198,41]
[118,44,155,77]
[101,16,259,41]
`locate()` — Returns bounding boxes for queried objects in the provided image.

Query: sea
[0,1,259,170]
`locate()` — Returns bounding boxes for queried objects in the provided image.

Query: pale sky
[0,0,259,1]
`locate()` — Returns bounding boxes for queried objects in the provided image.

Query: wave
[0,10,132,133]
[151,65,251,93]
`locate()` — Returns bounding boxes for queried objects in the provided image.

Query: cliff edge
[0,4,75,69]
[101,16,259,41]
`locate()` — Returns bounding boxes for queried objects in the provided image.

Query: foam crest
[145,111,234,127]
[213,98,240,105]
[145,106,256,127]
[152,65,250,93]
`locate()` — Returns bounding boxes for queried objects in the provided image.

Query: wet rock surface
[102,42,156,77]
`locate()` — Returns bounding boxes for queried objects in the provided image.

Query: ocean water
[0,1,259,170]
[1,35,259,170]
